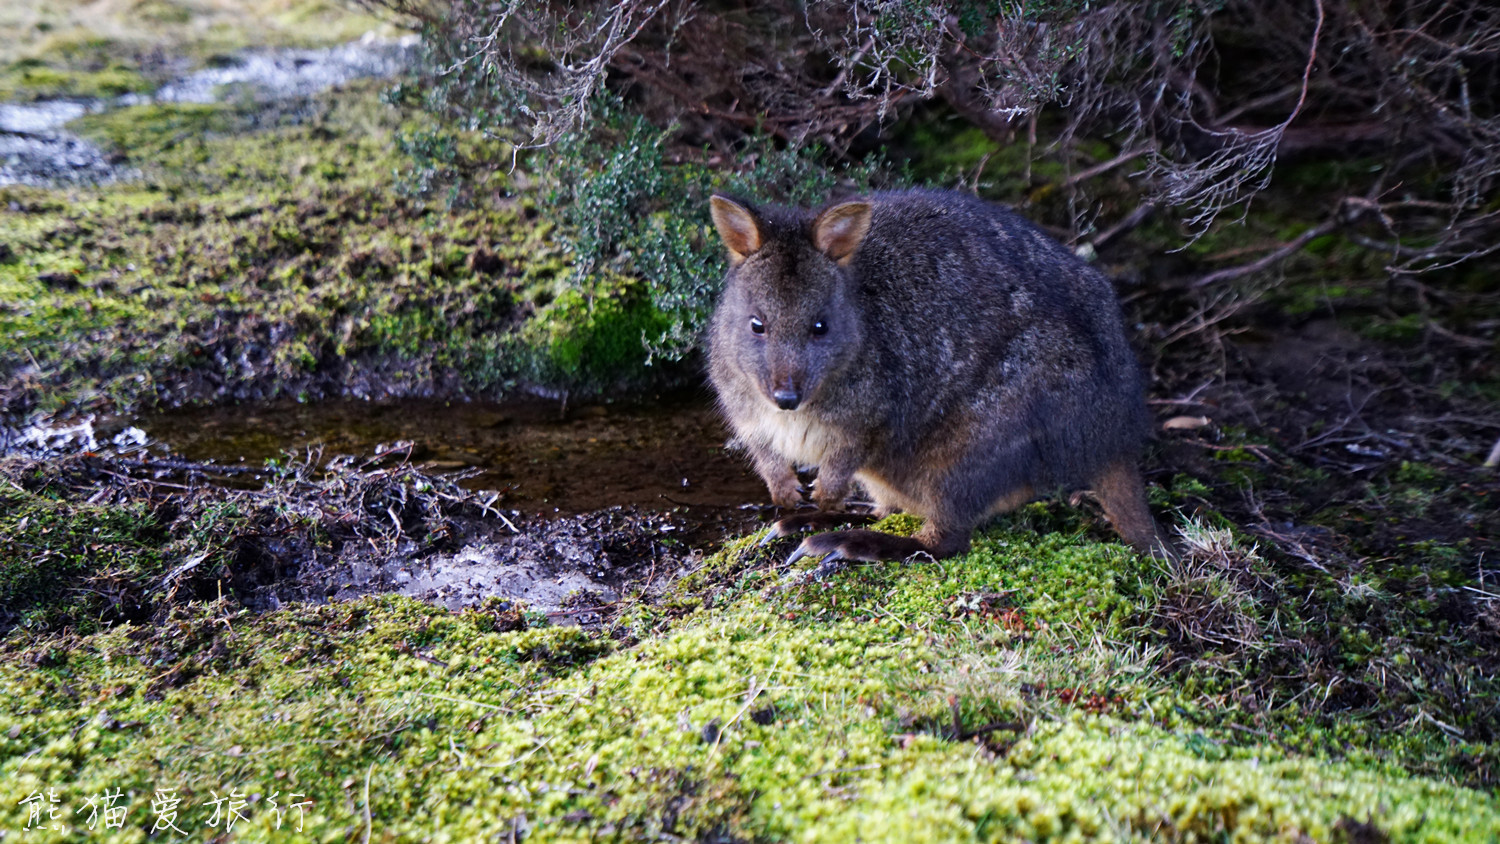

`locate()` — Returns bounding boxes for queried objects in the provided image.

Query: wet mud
[246,505,697,627]
[153,394,770,620]
[3,394,773,625]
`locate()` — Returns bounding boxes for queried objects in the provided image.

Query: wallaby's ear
[811,200,872,265]
[710,195,763,266]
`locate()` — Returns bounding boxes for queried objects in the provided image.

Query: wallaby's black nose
[773,389,801,410]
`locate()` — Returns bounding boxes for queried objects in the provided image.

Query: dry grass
[1151,518,1283,659]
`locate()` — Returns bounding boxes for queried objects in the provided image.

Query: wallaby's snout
[769,362,803,410]
[774,352,810,410]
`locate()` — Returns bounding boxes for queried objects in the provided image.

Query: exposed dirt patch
[249,506,694,625]
[1148,313,1497,560]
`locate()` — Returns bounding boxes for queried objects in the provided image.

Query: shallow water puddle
[140,394,766,519]
[0,99,123,186]
[0,35,416,186]
[133,395,770,615]
[3,396,770,616]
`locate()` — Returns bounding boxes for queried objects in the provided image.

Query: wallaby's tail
[1093,460,1178,561]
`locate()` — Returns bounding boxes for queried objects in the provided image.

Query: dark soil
[1148,313,1498,565]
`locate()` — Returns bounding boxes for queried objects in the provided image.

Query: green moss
[3,461,1498,839]
[0,487,169,633]
[0,63,150,101]
[0,87,624,413]
[4,532,1497,841]
[68,103,243,159]
[1,1,393,69]
[893,117,1064,204]
[1358,312,1427,344]
[521,276,674,387]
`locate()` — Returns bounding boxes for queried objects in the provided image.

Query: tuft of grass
[1149,518,1282,659]
[0,485,169,633]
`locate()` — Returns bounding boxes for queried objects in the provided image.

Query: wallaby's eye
[811,320,828,336]
[749,316,765,335]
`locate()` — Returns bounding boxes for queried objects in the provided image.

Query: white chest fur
[737,406,845,468]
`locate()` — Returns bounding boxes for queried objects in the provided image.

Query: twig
[98,469,196,492]
[1191,218,1340,288]
[476,492,520,533]
[1214,83,1304,125]
[1183,438,1277,463]
[544,603,620,618]
[1424,320,1492,349]
[1227,722,1273,739]
[1090,203,1156,252]
[708,664,775,767]
[1147,379,1216,407]
[801,763,883,780]
[412,692,514,714]
[111,457,255,475]
[396,644,449,668]
[819,37,874,98]
[160,552,211,591]
[952,720,1027,742]
[1485,436,1500,469]
[1064,146,1150,188]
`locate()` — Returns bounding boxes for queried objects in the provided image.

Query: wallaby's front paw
[766,478,804,509]
[811,487,846,512]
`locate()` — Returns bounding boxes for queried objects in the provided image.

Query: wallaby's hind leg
[1092,460,1175,560]
[759,511,876,546]
[782,520,971,581]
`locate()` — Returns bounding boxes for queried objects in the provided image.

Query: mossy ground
[5,499,1499,842]
[0,84,687,415]
[0,0,397,94]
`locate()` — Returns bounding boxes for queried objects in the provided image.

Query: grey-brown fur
[706,188,1170,565]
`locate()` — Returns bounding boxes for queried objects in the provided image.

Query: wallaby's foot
[776,525,973,585]
[775,529,929,585]
[757,512,875,547]
[778,549,852,585]
[787,528,927,564]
